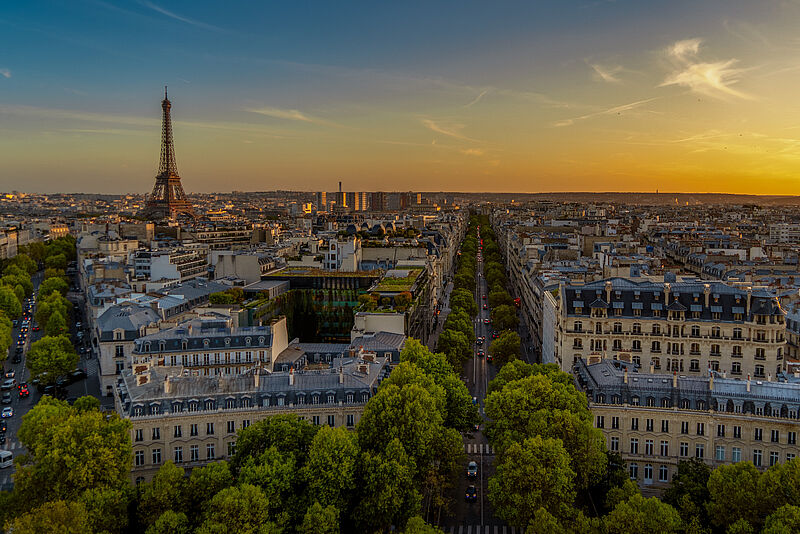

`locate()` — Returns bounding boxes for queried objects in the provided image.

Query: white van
[0,450,12,468]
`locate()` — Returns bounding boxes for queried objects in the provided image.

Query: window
[152,427,160,440]
[734,426,742,439]
[135,450,145,466]
[755,365,765,378]
[660,440,669,456]
[755,428,763,441]
[710,344,720,356]
[645,439,654,456]
[697,423,705,436]
[771,430,780,443]
[644,464,653,484]
[716,445,725,461]
[610,437,619,452]
[633,340,642,352]
[681,421,689,435]
[631,418,639,431]
[242,419,250,429]
[770,451,780,467]
[732,447,742,463]
[574,321,583,332]
[206,444,215,460]
[717,424,725,437]
[152,448,161,464]
[659,465,669,482]
[596,416,605,429]
[690,343,700,355]
[190,424,198,437]
[207,423,215,435]
[732,362,742,375]
[174,425,182,438]
[327,415,335,427]
[614,322,622,333]
[347,414,355,427]
[691,325,700,337]
[612,417,620,430]
[696,444,704,459]
[652,341,661,353]
[630,438,639,454]
[661,420,669,433]
[227,442,236,457]
[653,324,661,335]
[312,416,320,425]
[732,346,742,357]
[190,445,199,461]
[733,327,742,339]
[690,359,700,372]
[174,447,183,463]
[633,323,641,334]
[789,432,797,445]
[629,463,638,480]
[115,344,124,357]
[789,453,796,462]
[135,429,143,442]
[680,442,689,457]
[753,449,763,467]
[227,421,235,434]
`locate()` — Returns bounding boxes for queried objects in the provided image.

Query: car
[17,382,27,390]
[76,322,82,329]
[486,354,493,363]
[467,461,478,478]
[0,420,7,432]
[0,434,7,446]
[477,350,484,357]
[11,355,20,364]
[482,294,487,300]
[18,387,29,399]
[472,396,478,405]
[483,304,488,309]
[484,318,490,324]
[4,370,14,379]
[0,379,15,391]
[11,320,18,328]
[2,408,13,418]
[1,393,11,405]
[71,368,87,381]
[465,485,478,502]
[476,338,483,346]
[32,326,39,332]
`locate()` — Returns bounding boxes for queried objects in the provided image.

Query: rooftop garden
[372,268,423,293]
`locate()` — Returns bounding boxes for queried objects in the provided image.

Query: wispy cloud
[0,69,10,79]
[553,97,659,127]
[460,148,485,156]
[660,38,753,100]
[589,63,623,83]
[139,1,224,32]
[421,119,480,142]
[464,90,488,108]
[245,106,336,127]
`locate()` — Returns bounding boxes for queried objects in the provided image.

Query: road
[442,227,505,532]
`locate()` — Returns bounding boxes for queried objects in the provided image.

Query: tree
[706,462,762,531]
[488,330,521,366]
[604,494,683,534]
[0,286,21,319]
[300,502,339,534]
[137,461,188,529]
[7,254,37,276]
[663,459,711,528]
[395,291,412,310]
[45,253,67,270]
[237,446,298,524]
[454,272,474,291]
[14,397,131,509]
[26,335,78,385]
[403,516,445,533]
[491,304,519,331]
[44,267,67,281]
[21,242,46,263]
[763,504,800,534]
[436,329,470,368]
[4,500,92,534]
[39,276,69,297]
[303,426,360,511]
[0,312,12,361]
[79,486,131,534]
[488,360,572,394]
[489,436,576,527]
[449,288,477,317]
[489,288,514,309]
[146,511,191,534]
[187,461,234,520]
[196,484,281,534]
[209,291,237,305]
[44,310,68,337]
[231,414,318,473]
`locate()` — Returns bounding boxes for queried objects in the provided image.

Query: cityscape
[3,1,800,533]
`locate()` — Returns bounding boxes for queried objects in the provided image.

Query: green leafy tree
[489,288,514,309]
[26,335,78,384]
[187,461,234,520]
[663,459,712,528]
[4,500,92,534]
[489,436,576,527]
[20,242,46,263]
[491,304,519,331]
[196,484,281,534]
[35,291,70,331]
[79,486,131,534]
[300,502,340,534]
[706,462,763,531]
[44,310,68,337]
[436,328,470,368]
[488,330,521,366]
[237,446,298,525]
[403,516,445,533]
[8,253,37,275]
[209,291,237,305]
[137,461,188,529]
[449,288,477,317]
[45,253,67,270]
[0,286,21,319]
[454,272,474,291]
[763,504,800,534]
[604,494,683,534]
[488,360,572,394]
[231,414,318,473]
[0,312,12,361]
[14,397,132,509]
[44,267,67,281]
[146,510,191,534]
[725,519,755,534]
[1,273,33,298]
[39,276,69,297]
[303,426,359,511]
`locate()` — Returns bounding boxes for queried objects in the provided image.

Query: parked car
[467,461,478,478]
[2,393,11,405]
[2,407,14,418]
[1,379,16,391]
[465,485,478,502]
[11,355,20,364]
[4,370,14,379]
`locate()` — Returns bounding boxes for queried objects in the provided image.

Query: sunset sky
[2,1,800,194]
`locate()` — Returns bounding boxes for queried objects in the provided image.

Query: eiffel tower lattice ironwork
[143,87,196,219]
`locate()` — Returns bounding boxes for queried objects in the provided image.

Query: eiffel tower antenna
[142,88,196,219]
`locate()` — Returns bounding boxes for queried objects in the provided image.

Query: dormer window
[225,338,231,346]
[203,339,210,348]
[159,341,166,351]
[245,337,252,347]
[258,336,265,345]
[182,340,188,351]
[144,342,151,352]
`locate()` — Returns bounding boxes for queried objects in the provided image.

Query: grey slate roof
[97,304,161,341]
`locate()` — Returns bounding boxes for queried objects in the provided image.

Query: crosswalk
[5,440,21,451]
[464,443,496,455]
[442,526,518,534]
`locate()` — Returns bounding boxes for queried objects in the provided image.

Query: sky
[2,1,800,194]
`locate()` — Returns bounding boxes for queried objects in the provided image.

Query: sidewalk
[427,281,454,350]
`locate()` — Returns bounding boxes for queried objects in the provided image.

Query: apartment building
[558,278,786,378]
[133,248,208,283]
[117,353,389,482]
[575,358,800,494]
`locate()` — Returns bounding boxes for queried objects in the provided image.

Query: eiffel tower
[142,87,196,219]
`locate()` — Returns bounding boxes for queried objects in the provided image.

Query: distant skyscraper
[370,192,386,211]
[336,181,347,208]
[142,88,195,220]
[316,191,327,210]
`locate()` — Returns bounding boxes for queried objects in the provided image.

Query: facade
[133,248,208,283]
[575,358,800,494]
[117,353,390,481]
[769,223,800,244]
[558,278,786,378]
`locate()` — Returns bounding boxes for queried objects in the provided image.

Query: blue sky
[2,1,800,193]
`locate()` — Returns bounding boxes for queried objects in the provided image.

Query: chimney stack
[164,375,171,394]
[672,371,677,388]
[289,367,295,386]
[254,370,260,388]
[746,374,751,392]
[709,370,714,391]
[623,367,628,384]
[649,361,654,374]
[338,366,344,384]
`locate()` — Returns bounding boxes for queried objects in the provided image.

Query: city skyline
[3,1,800,194]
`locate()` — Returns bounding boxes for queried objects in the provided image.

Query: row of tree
[0,340,477,533]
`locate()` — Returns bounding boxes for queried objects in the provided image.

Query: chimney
[664,282,671,304]
[605,280,612,303]
[254,371,260,388]
[338,366,344,384]
[649,361,654,374]
[289,367,294,386]
[703,284,711,308]
[672,371,677,388]
[623,367,628,384]
[746,374,751,392]
[708,370,714,391]
[164,375,171,394]
[746,287,752,316]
